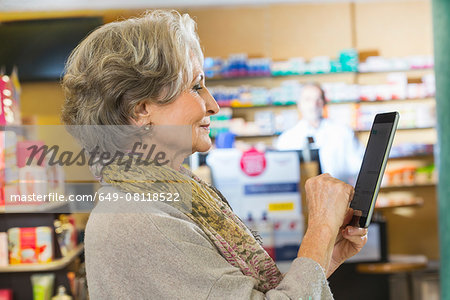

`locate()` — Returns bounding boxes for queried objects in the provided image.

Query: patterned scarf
[101,160,282,292]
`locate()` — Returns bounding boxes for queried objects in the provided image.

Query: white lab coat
[275,119,364,184]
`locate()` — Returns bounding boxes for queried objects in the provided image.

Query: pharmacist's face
[298,86,324,124]
[142,58,220,153]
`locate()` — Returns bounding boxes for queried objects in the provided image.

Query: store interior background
[1,0,449,299]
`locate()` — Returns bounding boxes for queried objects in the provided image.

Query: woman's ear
[132,101,152,126]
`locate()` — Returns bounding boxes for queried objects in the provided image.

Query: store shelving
[0,119,84,297]
[388,153,434,161]
[375,197,424,210]
[207,72,357,87]
[211,133,280,140]
[355,126,435,133]
[380,183,436,190]
[0,243,84,273]
[328,97,435,106]
[357,260,428,274]
[216,97,435,108]
[208,65,435,142]
[208,71,355,82]
[0,209,84,298]
[219,103,296,109]
[206,67,434,82]
[357,68,433,75]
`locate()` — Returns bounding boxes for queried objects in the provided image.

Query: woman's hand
[298,174,355,273]
[305,173,354,236]
[326,208,368,278]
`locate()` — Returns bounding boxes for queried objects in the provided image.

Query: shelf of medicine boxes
[207,72,356,87]
[326,97,435,106]
[206,68,434,87]
[219,97,435,109]
[208,70,436,144]
[218,103,296,109]
[210,125,436,146]
[211,126,435,142]
[0,243,84,273]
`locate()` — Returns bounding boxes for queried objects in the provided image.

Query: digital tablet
[350,112,399,228]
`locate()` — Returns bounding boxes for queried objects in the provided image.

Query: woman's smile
[199,122,210,132]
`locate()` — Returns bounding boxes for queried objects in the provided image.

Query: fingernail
[347,227,354,234]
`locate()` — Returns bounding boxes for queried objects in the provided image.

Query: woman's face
[139,58,219,154]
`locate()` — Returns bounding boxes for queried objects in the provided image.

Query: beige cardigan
[84,185,334,299]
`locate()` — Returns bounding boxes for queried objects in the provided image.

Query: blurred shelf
[375,197,424,210]
[208,75,271,81]
[388,153,434,160]
[218,103,296,109]
[357,68,434,75]
[207,72,356,87]
[207,68,433,82]
[218,97,435,109]
[236,134,280,139]
[0,125,25,135]
[357,255,428,274]
[65,180,98,184]
[211,133,280,139]
[355,126,435,133]
[0,243,84,273]
[207,71,355,82]
[328,97,435,106]
[0,201,68,214]
[380,183,436,190]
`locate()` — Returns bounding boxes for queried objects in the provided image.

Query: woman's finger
[342,232,368,246]
[343,226,368,236]
[342,208,354,228]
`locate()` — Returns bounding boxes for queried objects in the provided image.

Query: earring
[144,124,151,131]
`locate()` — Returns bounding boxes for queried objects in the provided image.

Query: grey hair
[61,10,203,127]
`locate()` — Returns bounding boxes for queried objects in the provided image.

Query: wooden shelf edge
[0,243,84,273]
[375,197,424,210]
[356,261,428,274]
[388,153,434,160]
[328,97,435,105]
[211,133,280,139]
[216,97,434,109]
[357,68,434,75]
[380,183,436,190]
[0,201,68,214]
[355,126,435,133]
[207,71,355,81]
[219,103,296,109]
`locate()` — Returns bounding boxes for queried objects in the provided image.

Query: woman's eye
[193,84,203,93]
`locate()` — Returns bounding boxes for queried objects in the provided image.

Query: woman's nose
[205,88,220,116]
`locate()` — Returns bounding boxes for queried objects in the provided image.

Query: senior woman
[61,10,367,299]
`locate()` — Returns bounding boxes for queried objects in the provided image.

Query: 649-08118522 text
[97,192,180,202]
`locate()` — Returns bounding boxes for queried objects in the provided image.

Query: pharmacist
[276,83,364,184]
